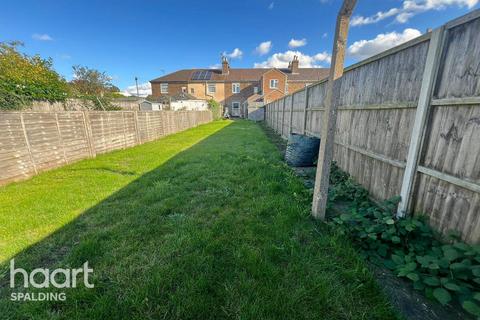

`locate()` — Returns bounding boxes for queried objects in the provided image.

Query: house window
[232,83,240,94]
[182,87,187,93]
[190,87,195,94]
[160,83,168,94]
[207,83,216,94]
[270,79,279,89]
[253,86,259,94]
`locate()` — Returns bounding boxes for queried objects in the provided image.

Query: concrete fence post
[289,95,294,134]
[302,87,309,135]
[397,27,446,218]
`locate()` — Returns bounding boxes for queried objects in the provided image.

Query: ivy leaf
[433,288,451,305]
[391,236,401,244]
[463,301,480,317]
[474,292,480,301]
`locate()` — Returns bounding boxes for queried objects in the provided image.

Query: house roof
[150,67,329,83]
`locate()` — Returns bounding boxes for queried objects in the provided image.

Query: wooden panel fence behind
[264,10,480,243]
[0,110,212,185]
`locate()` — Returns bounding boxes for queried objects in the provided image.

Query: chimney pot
[222,56,230,75]
[290,55,299,74]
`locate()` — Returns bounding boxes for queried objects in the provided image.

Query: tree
[0,41,68,110]
[69,65,115,96]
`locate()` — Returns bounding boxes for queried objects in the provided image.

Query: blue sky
[1,0,478,95]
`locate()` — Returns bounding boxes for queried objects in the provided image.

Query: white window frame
[207,83,216,94]
[160,83,168,94]
[190,87,195,94]
[253,86,259,94]
[270,79,279,89]
[232,83,240,94]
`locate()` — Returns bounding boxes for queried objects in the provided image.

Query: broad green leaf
[463,301,480,317]
[433,288,451,305]
[407,273,420,282]
[423,277,440,286]
[391,254,403,265]
[443,248,459,261]
[391,236,401,244]
[443,282,460,291]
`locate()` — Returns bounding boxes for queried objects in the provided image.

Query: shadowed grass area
[0,120,396,319]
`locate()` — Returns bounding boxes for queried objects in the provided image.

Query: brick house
[150,56,328,118]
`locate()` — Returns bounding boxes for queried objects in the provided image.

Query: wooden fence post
[20,113,38,174]
[133,111,141,145]
[82,111,96,157]
[312,0,357,219]
[397,27,445,218]
[54,112,68,164]
[302,87,309,134]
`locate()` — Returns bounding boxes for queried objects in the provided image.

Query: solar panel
[191,71,202,80]
[191,70,212,81]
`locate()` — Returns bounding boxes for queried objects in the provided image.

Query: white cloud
[223,48,243,59]
[209,63,221,69]
[122,82,152,97]
[351,0,478,26]
[255,41,272,55]
[268,2,274,10]
[254,50,331,68]
[347,28,422,60]
[288,38,307,48]
[32,33,53,41]
[322,33,328,38]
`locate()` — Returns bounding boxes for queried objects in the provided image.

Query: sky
[1,0,479,96]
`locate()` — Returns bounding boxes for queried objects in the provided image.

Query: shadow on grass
[0,120,396,320]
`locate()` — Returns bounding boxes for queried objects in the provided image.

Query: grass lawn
[0,120,396,319]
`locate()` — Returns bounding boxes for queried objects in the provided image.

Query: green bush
[208,99,222,120]
[328,163,480,317]
[0,41,68,110]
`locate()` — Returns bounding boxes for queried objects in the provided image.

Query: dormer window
[270,79,279,89]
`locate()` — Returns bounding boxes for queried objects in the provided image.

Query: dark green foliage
[329,163,480,317]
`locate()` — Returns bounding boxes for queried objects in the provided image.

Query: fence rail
[264,10,480,243]
[0,110,212,185]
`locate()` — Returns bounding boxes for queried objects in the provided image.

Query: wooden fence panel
[0,113,35,183]
[263,11,480,243]
[0,110,212,186]
[22,112,65,171]
[435,17,480,99]
[56,112,91,162]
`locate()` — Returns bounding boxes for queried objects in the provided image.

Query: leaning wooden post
[397,27,445,218]
[312,0,357,219]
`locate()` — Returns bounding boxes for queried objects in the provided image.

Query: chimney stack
[290,55,299,74]
[222,56,230,75]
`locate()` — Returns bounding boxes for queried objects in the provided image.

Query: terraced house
[150,56,329,118]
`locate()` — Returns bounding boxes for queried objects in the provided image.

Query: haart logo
[9,259,94,301]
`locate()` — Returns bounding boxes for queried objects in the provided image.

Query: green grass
[0,120,396,319]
